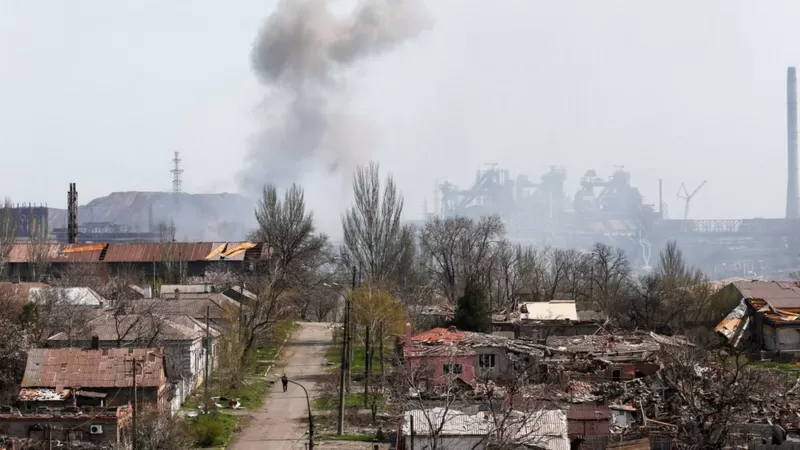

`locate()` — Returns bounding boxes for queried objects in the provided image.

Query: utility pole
[131,358,138,450]
[379,322,385,390]
[337,267,355,435]
[363,324,370,407]
[205,305,210,401]
[347,266,356,391]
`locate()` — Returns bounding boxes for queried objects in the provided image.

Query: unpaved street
[230,322,332,450]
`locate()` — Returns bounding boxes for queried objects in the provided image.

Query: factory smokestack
[788,67,799,219]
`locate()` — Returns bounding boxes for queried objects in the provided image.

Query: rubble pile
[0,437,115,449]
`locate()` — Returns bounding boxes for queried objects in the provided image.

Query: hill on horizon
[48,191,256,241]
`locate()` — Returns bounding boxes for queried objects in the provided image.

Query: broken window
[443,364,463,375]
[479,354,496,369]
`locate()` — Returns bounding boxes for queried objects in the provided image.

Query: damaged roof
[732,281,800,309]
[403,408,569,450]
[407,327,545,358]
[22,348,166,389]
[545,333,661,355]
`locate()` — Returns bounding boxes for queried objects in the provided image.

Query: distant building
[6,241,269,281]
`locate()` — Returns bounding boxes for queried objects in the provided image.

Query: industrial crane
[677,180,707,220]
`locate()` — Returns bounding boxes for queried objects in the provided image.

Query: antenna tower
[171,151,183,194]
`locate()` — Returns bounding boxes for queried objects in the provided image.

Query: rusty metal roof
[22,348,166,389]
[8,243,106,263]
[732,281,800,309]
[7,242,265,264]
[567,404,612,421]
[102,242,213,263]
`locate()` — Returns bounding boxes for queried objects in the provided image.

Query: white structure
[29,287,105,306]
[403,407,569,450]
[521,300,578,321]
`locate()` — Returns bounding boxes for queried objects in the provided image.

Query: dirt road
[230,322,332,450]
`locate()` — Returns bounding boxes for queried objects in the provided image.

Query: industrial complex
[8,72,800,279]
[434,67,800,278]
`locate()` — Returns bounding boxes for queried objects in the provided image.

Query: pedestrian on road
[281,374,288,392]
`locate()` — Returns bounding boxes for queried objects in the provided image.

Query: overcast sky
[1,1,799,234]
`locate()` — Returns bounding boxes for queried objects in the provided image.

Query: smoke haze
[239,0,433,194]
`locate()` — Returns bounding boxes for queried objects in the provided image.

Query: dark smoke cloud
[239,0,432,193]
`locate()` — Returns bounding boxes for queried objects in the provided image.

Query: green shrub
[188,413,232,447]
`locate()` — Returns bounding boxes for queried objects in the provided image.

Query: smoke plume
[239,0,432,193]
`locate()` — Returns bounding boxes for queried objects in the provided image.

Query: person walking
[281,374,288,392]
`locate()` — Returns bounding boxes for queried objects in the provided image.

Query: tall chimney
[67,183,78,244]
[788,67,800,219]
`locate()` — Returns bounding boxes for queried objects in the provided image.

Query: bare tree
[130,404,194,450]
[626,241,711,332]
[419,215,505,303]
[241,184,329,361]
[341,162,415,285]
[657,344,782,448]
[25,209,50,282]
[588,242,632,313]
[0,318,29,403]
[157,218,186,284]
[24,287,95,346]
[186,262,238,290]
[0,198,16,280]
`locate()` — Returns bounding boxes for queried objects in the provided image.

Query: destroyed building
[715,280,800,359]
[402,325,546,388]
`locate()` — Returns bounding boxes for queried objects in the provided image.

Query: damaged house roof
[403,407,569,450]
[407,327,545,359]
[716,281,800,345]
[545,334,661,355]
[731,280,800,309]
[21,348,166,390]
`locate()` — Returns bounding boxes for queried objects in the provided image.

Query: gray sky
[2,1,799,235]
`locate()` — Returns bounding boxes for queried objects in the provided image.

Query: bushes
[188,413,237,448]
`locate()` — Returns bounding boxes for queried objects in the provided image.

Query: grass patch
[752,361,800,372]
[326,331,392,374]
[187,412,238,448]
[317,433,379,442]
[314,392,386,410]
[183,321,300,411]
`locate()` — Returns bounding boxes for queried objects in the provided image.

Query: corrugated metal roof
[403,408,569,450]
[8,243,106,263]
[404,408,491,436]
[567,405,612,421]
[7,242,265,264]
[22,348,166,389]
[102,242,215,263]
[733,281,800,309]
